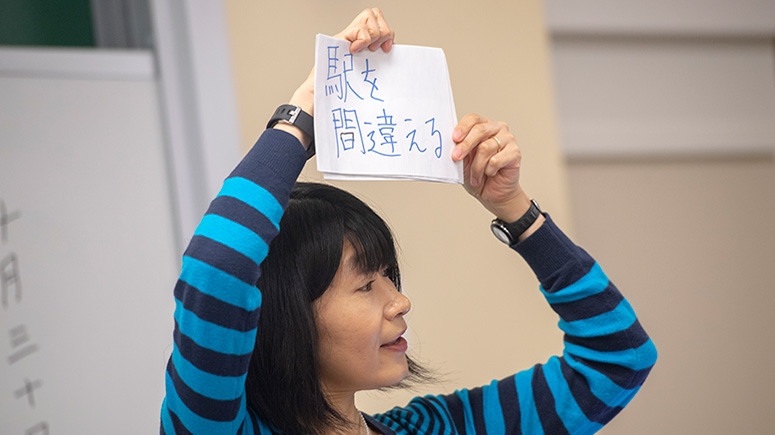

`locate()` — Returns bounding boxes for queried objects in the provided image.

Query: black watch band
[490,199,542,245]
[267,104,316,159]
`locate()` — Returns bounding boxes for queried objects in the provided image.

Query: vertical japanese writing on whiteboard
[1,199,49,434]
[325,45,446,162]
[8,325,38,364]
[1,252,22,308]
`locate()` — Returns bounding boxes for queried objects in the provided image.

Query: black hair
[245,182,431,435]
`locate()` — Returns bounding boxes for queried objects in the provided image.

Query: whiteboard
[0,73,178,433]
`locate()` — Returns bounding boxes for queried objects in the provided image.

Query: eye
[358,279,375,292]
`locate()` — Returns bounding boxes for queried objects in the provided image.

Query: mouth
[381,331,408,352]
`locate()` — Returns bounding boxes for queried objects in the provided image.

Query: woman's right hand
[279,8,395,148]
[291,7,394,108]
[334,7,395,54]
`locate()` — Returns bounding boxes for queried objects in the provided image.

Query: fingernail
[452,147,461,160]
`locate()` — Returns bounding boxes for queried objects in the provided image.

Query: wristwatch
[267,104,316,159]
[490,199,542,245]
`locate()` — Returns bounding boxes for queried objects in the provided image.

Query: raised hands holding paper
[275,8,395,149]
[161,8,656,435]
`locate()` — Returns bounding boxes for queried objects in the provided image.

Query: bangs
[287,182,402,294]
[344,208,401,290]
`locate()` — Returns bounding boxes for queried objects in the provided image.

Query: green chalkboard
[0,1,95,47]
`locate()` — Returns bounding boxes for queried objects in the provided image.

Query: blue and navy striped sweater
[160,129,657,434]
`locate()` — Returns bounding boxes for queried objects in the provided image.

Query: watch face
[490,223,512,244]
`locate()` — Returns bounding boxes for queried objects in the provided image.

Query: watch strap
[491,199,541,244]
[267,104,316,159]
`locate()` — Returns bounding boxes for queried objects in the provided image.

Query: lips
[383,336,402,346]
[381,335,408,352]
[382,328,407,346]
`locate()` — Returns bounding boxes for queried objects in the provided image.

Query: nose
[386,285,411,319]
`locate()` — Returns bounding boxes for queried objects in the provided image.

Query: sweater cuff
[240,129,308,179]
[511,214,585,286]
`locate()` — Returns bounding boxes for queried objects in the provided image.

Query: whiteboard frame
[150,0,242,253]
[0,47,155,80]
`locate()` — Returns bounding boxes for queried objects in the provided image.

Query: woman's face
[314,241,411,395]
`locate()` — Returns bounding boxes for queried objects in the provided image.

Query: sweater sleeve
[160,129,308,434]
[375,215,658,435]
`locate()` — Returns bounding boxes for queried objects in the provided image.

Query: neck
[322,390,368,435]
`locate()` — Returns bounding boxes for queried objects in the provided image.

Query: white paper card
[314,34,462,184]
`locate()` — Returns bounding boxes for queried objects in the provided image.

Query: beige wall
[566,156,775,434]
[223,0,586,420]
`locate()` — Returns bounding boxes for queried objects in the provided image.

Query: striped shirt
[160,128,657,434]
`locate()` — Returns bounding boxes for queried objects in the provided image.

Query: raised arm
[159,116,309,435]
[374,115,657,434]
[160,8,395,434]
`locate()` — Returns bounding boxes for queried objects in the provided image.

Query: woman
[160,8,657,435]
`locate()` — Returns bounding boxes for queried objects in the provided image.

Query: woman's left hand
[451,114,531,223]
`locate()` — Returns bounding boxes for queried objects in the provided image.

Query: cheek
[316,306,384,369]
[320,311,382,352]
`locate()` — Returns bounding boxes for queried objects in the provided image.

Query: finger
[483,141,520,178]
[452,116,501,162]
[342,9,378,53]
[451,114,499,161]
[468,136,501,187]
[452,113,485,143]
[362,9,383,52]
[368,8,395,52]
[491,134,505,152]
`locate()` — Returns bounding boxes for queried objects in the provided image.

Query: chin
[387,362,410,387]
[370,355,411,389]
